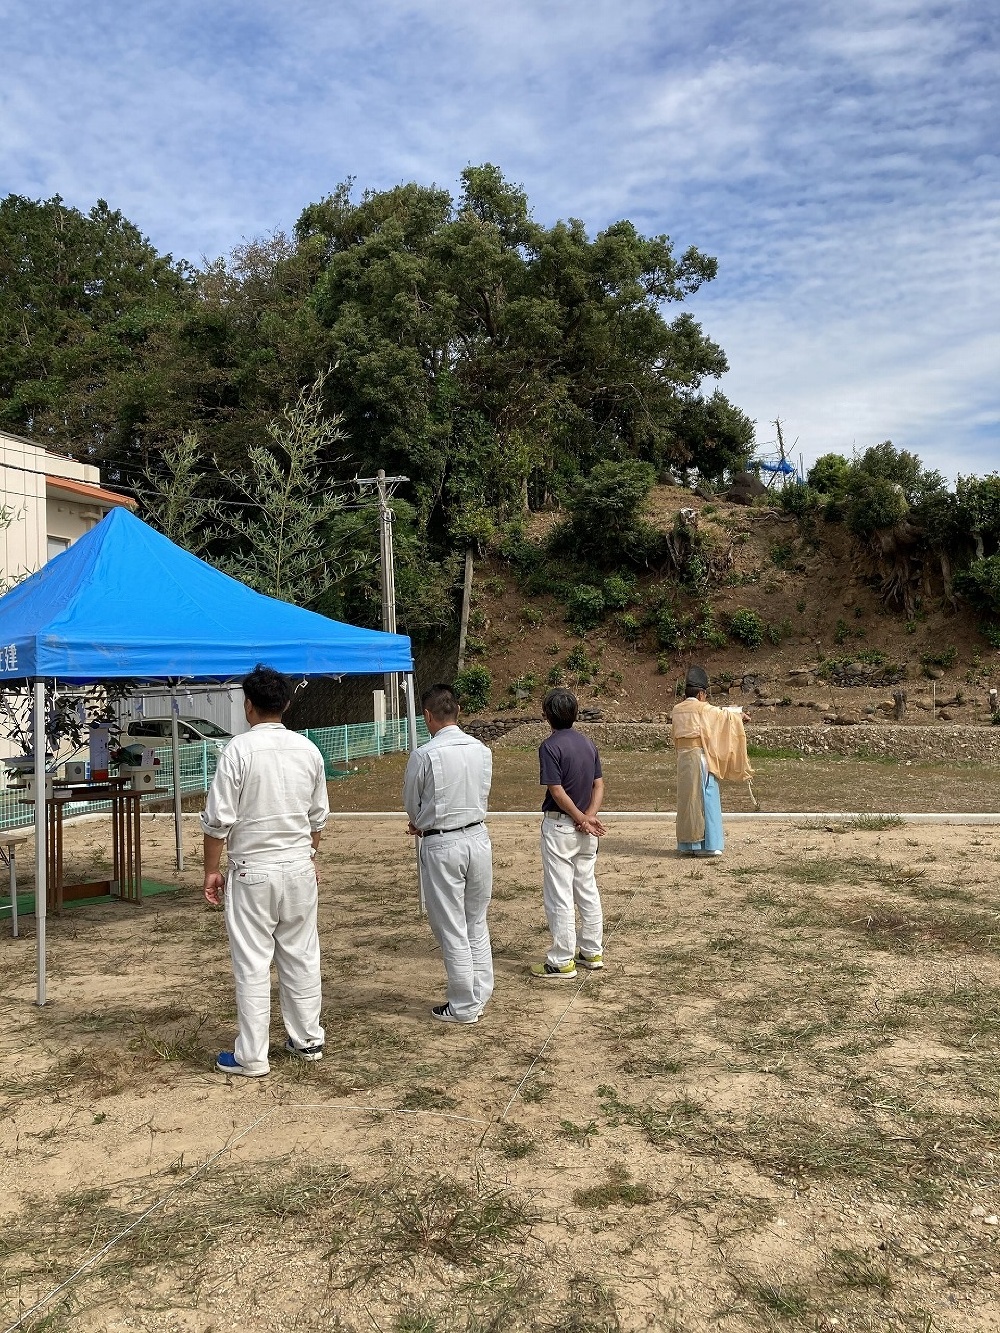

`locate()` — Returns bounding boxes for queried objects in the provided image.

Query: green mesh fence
[299,719,429,777]
[0,720,429,833]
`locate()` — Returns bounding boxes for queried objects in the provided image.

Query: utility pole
[456,548,474,672]
[356,469,408,726]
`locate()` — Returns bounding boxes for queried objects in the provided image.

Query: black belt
[422,821,484,837]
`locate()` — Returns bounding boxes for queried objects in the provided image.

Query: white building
[0,429,136,581]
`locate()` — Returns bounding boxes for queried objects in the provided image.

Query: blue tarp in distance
[0,506,413,683]
[759,458,796,474]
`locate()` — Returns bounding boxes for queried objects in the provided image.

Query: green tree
[807,453,852,514]
[953,475,1000,559]
[299,166,741,537]
[137,431,218,556]
[852,441,944,505]
[845,476,910,538]
[668,389,755,480]
[0,194,194,467]
[954,556,1000,618]
[550,459,660,567]
[843,442,945,538]
[216,373,364,606]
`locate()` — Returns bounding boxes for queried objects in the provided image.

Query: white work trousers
[419,825,494,1022]
[540,814,603,967]
[223,857,324,1075]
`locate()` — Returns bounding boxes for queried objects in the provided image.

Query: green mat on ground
[0,879,179,917]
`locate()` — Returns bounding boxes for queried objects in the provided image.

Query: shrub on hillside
[549,460,662,568]
[845,476,909,537]
[453,666,491,713]
[955,555,1000,618]
[920,646,957,670]
[566,585,605,633]
[564,644,600,684]
[778,482,822,518]
[654,605,680,650]
[729,608,764,649]
[616,611,643,643]
[601,573,635,611]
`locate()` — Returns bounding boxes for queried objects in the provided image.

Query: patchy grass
[6,816,1000,1330]
[852,813,906,831]
[572,1164,657,1210]
[833,900,1000,954]
[595,1083,1000,1208]
[558,1119,599,1147]
[397,1086,459,1113]
[494,1123,537,1160]
[0,1162,540,1332]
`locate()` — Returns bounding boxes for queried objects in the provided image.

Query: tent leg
[33,679,47,1007]
[170,700,184,872]
[404,672,418,756]
[403,672,425,917]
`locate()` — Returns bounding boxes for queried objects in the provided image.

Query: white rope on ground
[47,809,1000,829]
[2,1110,273,1333]
[2,1100,489,1333]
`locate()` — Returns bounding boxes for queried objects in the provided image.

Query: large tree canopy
[0,169,754,633]
[0,194,195,464]
[298,165,750,539]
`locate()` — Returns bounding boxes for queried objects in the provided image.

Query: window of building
[47,535,71,562]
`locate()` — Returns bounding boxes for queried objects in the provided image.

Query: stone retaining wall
[488,720,1000,762]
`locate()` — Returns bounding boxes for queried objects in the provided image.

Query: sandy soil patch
[3,812,1000,1332]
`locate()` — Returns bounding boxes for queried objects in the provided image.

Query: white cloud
[0,0,996,478]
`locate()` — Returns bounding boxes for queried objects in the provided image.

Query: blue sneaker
[284,1038,324,1062]
[214,1051,267,1077]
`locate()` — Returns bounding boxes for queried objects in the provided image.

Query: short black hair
[422,684,460,722]
[543,688,578,729]
[684,665,709,698]
[242,664,293,715]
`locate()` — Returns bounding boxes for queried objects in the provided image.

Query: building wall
[46,498,106,547]
[0,430,111,583]
[0,432,48,578]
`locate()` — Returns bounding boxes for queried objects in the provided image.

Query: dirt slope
[465,486,999,727]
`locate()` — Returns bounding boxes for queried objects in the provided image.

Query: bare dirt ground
[3,767,1000,1332]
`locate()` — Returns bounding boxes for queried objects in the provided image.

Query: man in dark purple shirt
[531,689,607,979]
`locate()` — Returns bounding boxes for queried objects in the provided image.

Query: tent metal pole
[170,698,184,871]
[403,671,425,917]
[404,671,418,756]
[33,679,47,1007]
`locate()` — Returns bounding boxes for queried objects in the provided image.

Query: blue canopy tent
[0,506,417,1003]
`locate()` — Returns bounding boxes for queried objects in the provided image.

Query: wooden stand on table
[23,780,167,915]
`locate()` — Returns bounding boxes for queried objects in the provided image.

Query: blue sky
[3,0,997,479]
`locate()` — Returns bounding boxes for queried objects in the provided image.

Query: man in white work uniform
[403,684,493,1025]
[202,664,330,1076]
